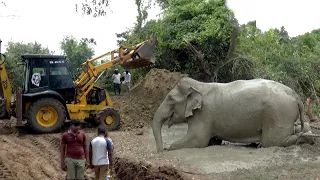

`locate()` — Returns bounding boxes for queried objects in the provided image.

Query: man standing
[122,70,131,91]
[89,126,113,180]
[61,120,88,180]
[112,69,121,95]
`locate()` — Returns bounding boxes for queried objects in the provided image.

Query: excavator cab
[15,55,76,130]
[21,55,75,102]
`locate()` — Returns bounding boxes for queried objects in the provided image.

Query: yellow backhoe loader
[0,36,157,133]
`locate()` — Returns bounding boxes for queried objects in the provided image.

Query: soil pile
[114,68,188,130]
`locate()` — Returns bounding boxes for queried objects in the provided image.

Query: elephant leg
[168,117,211,150]
[265,126,314,147]
[261,125,299,147]
[261,105,305,147]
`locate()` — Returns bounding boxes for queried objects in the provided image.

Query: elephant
[151,77,315,153]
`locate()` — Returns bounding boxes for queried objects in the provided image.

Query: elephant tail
[297,98,305,133]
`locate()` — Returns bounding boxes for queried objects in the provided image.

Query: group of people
[112,69,131,95]
[61,120,113,180]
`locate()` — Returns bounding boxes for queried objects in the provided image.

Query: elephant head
[151,77,203,152]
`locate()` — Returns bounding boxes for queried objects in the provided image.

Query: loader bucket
[122,36,157,69]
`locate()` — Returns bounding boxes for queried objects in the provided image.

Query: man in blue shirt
[89,126,113,180]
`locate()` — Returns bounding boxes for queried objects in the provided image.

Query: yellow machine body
[0,37,157,133]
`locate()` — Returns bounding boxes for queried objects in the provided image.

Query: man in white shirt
[111,69,121,95]
[122,70,131,91]
[89,127,113,180]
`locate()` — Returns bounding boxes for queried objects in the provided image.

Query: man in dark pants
[61,120,89,180]
[112,69,121,95]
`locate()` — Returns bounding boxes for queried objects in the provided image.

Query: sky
[0,0,320,57]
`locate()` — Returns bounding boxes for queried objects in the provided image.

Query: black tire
[27,98,66,133]
[95,107,120,131]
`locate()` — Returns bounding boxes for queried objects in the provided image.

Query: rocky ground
[0,68,320,180]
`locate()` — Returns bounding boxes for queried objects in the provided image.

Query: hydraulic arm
[73,36,157,103]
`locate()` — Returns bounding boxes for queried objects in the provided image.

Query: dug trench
[1,68,320,179]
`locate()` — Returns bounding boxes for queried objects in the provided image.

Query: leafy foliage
[3,42,50,90]
[60,36,96,78]
[236,21,320,97]
[4,0,320,103]
[117,0,236,82]
[114,0,320,99]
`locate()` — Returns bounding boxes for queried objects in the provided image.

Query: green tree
[235,22,320,97]
[117,0,236,82]
[60,36,96,78]
[3,41,50,90]
[76,0,320,99]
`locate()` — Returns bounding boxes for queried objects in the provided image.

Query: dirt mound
[114,157,184,180]
[114,68,187,130]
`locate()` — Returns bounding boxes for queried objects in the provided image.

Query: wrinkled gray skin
[151,77,314,153]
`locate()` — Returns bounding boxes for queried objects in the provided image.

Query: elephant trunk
[151,102,172,153]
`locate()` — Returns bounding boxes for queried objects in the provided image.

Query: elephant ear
[185,87,203,118]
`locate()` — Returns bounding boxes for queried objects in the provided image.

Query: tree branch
[184,40,213,82]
